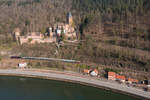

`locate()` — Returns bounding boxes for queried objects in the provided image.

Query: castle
[13,12,77,44]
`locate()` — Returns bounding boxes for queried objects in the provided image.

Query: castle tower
[48,27,53,37]
[67,12,73,26]
[13,28,21,41]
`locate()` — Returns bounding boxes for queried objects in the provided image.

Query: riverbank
[0,69,149,100]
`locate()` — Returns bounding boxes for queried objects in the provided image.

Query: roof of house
[90,69,98,76]
[83,69,90,74]
[108,72,116,77]
[128,78,138,83]
[116,75,125,80]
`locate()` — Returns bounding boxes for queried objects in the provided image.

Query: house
[83,69,90,74]
[18,62,27,68]
[116,75,126,83]
[90,69,98,76]
[127,78,138,84]
[108,72,116,81]
[127,78,139,84]
[83,69,98,76]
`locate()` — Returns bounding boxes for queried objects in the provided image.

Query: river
[0,76,140,100]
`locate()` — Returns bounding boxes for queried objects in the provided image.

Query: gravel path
[0,69,149,100]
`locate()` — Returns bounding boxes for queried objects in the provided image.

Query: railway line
[10,56,80,63]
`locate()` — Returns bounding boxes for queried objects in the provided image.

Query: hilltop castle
[13,12,77,44]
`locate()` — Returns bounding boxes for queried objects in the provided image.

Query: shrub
[104,68,120,74]
[28,38,33,43]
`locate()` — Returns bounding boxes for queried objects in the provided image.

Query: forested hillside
[0,0,150,75]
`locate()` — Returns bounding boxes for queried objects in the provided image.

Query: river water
[0,76,140,100]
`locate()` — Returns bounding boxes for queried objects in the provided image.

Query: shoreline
[0,69,149,100]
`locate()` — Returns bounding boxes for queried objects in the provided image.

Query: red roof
[83,69,90,74]
[128,78,138,83]
[108,72,116,77]
[116,75,125,80]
